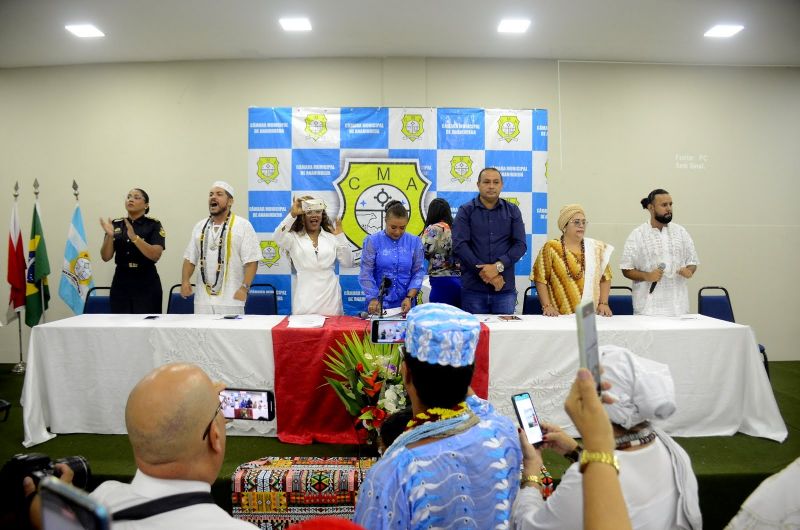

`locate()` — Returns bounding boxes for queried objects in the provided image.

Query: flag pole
[11,182,25,375]
[34,179,47,325]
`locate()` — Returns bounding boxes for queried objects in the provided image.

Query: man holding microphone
[620,189,699,316]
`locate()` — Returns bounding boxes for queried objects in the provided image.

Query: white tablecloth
[22,314,284,447]
[22,313,787,447]
[485,314,787,442]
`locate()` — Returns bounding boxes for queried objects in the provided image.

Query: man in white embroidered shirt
[620,189,699,316]
[181,181,262,314]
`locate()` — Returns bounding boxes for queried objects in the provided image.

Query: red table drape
[272,316,490,444]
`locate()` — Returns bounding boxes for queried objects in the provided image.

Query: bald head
[126,364,222,471]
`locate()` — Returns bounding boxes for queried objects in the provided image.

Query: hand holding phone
[370,318,407,344]
[40,476,111,529]
[219,388,275,421]
[576,300,602,395]
[512,392,544,447]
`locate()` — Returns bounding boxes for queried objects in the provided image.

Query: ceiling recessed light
[279,18,312,32]
[498,19,531,34]
[704,24,744,38]
[65,24,105,38]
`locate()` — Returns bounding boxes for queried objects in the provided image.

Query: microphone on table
[358,311,372,319]
[649,263,666,294]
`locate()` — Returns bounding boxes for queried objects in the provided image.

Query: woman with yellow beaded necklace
[531,204,614,317]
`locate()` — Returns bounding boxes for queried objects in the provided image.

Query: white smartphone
[40,476,111,530]
[219,388,275,421]
[511,392,544,447]
[576,299,602,395]
[370,318,407,344]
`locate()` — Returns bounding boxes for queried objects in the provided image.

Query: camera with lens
[0,453,93,525]
[1,453,91,490]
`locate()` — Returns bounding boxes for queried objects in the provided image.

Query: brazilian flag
[25,202,50,327]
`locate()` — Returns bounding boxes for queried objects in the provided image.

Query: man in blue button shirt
[452,167,527,314]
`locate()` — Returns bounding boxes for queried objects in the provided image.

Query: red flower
[360,405,388,429]
[361,370,383,397]
[356,362,364,373]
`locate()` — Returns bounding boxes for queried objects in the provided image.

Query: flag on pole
[59,202,94,314]
[25,201,50,327]
[6,201,26,324]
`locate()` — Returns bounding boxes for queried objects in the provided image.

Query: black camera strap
[112,491,215,521]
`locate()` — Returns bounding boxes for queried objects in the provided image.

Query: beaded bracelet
[539,465,554,499]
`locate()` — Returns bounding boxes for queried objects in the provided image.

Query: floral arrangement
[324,331,407,443]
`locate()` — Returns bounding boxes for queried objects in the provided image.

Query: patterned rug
[231,456,377,529]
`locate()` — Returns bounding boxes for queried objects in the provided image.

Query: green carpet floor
[1,362,797,529]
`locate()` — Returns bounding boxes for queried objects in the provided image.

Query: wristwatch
[495,261,504,273]
[579,450,619,474]
[241,283,250,292]
[520,473,542,488]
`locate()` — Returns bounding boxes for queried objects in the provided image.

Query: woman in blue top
[359,200,424,315]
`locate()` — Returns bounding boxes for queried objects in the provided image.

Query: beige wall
[0,58,797,362]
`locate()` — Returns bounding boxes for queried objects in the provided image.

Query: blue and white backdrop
[247,107,548,315]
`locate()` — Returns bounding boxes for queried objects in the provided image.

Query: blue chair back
[83,287,111,314]
[167,284,194,314]
[698,286,735,322]
[245,283,278,315]
[697,285,768,378]
[522,286,542,315]
[608,285,633,315]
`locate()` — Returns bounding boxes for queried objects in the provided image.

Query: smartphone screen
[40,476,111,530]
[576,300,602,394]
[219,388,275,421]
[370,319,407,344]
[512,393,544,446]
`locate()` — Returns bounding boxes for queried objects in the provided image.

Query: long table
[22,313,787,447]
[485,314,786,441]
[22,314,284,447]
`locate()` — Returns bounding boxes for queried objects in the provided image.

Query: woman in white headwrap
[530,204,614,317]
[511,345,702,530]
[273,196,353,315]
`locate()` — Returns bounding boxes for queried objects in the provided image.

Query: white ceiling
[1,0,798,69]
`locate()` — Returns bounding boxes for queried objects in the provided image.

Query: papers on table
[382,306,404,318]
[287,315,327,328]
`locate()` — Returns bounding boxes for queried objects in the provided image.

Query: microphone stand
[11,182,25,375]
[377,285,386,318]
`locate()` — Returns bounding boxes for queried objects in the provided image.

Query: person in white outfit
[726,456,800,529]
[620,189,699,316]
[512,345,702,530]
[181,181,262,314]
[273,196,353,315]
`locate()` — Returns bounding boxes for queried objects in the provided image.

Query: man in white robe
[620,189,699,316]
[181,181,262,314]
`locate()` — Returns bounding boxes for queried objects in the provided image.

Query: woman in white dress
[273,196,354,315]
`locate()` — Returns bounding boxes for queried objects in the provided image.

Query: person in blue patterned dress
[359,200,425,315]
[353,303,522,529]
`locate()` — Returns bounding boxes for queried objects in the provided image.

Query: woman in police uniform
[100,188,166,313]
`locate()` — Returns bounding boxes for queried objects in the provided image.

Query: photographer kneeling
[22,363,255,529]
